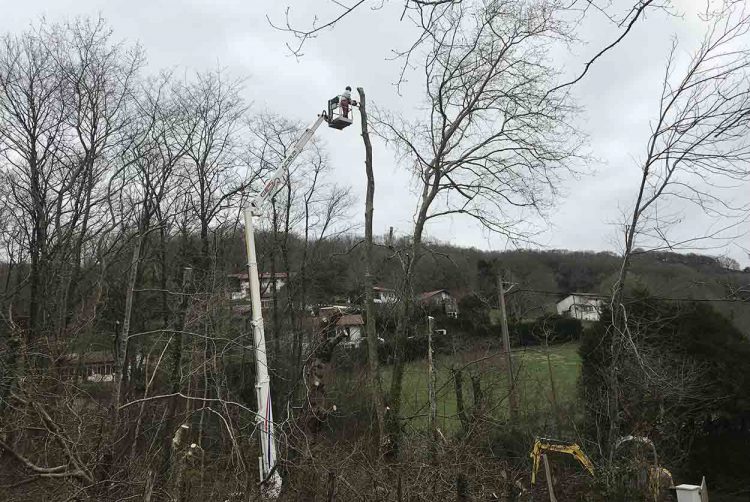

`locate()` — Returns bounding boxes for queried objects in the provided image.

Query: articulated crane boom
[242,100,351,498]
[249,114,327,216]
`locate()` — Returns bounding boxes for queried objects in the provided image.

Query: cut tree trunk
[358,87,386,451]
[161,267,193,480]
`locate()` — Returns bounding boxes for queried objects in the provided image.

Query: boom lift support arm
[249,113,328,216]
[243,111,332,498]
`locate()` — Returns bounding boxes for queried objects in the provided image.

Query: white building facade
[227,272,288,306]
[556,294,605,322]
[373,287,397,304]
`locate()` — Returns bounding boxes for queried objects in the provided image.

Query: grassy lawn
[385,342,582,433]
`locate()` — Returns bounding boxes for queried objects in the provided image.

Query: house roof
[337,314,364,326]
[557,293,606,305]
[260,272,288,279]
[418,289,450,301]
[59,351,114,365]
[300,309,364,331]
[228,272,289,280]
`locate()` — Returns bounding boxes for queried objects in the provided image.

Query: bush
[377,331,453,364]
[579,291,750,495]
[514,314,583,346]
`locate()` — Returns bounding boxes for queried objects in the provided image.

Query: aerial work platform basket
[327,94,354,129]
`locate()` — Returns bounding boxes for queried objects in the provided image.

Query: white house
[335,314,365,348]
[373,286,397,304]
[227,272,288,308]
[556,293,605,322]
[318,307,366,348]
[59,351,115,382]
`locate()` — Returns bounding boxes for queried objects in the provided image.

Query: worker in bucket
[340,86,352,118]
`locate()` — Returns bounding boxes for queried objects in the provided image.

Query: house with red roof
[417,289,459,318]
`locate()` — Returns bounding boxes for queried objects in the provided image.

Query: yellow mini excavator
[530,437,595,485]
[530,436,675,501]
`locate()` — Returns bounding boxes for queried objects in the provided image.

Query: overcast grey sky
[2,0,748,265]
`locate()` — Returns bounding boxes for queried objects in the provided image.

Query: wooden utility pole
[357,86,386,449]
[544,328,561,433]
[427,316,437,455]
[497,274,519,419]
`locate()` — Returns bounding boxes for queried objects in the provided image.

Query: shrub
[514,314,583,346]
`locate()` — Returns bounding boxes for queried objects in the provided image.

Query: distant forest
[220,230,750,334]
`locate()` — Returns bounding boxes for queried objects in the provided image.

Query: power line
[506,288,750,304]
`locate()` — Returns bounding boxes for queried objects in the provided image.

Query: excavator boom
[530,437,595,484]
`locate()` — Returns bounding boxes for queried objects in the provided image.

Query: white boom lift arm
[242,108,346,497]
[249,114,327,216]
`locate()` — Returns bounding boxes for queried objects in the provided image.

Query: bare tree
[50,18,145,352]
[177,70,252,279]
[0,18,151,497]
[269,0,665,92]
[0,18,144,399]
[375,0,583,456]
[114,73,194,444]
[0,23,67,348]
[606,1,750,460]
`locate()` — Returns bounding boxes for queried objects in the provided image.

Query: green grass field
[385,342,582,433]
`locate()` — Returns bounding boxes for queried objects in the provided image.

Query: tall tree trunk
[386,163,440,457]
[200,217,210,279]
[452,368,468,433]
[57,171,95,345]
[269,198,283,419]
[386,260,416,458]
[115,232,145,410]
[28,156,47,352]
[386,209,429,457]
[281,177,299,394]
[606,169,647,462]
[357,87,386,451]
[161,267,193,480]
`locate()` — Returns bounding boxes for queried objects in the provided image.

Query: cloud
[1,0,747,265]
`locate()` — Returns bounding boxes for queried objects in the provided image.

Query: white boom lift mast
[242,95,353,497]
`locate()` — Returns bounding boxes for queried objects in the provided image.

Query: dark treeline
[0,17,358,500]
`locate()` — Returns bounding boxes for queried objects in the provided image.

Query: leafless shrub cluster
[603,1,750,462]
[0,17,352,501]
